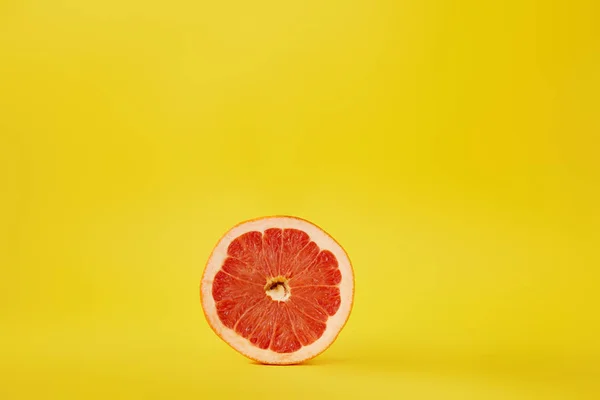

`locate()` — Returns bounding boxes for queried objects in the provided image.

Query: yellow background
[1,0,599,398]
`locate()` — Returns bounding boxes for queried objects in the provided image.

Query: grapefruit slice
[200,216,354,364]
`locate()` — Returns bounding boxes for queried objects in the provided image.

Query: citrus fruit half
[201,216,354,364]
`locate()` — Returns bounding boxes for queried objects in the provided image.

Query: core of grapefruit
[200,216,354,365]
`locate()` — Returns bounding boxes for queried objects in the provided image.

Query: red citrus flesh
[213,228,342,353]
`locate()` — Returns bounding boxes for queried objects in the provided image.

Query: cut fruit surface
[201,216,354,364]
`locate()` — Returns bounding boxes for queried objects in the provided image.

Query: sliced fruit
[201,216,354,364]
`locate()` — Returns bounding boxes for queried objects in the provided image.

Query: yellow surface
[1,0,599,398]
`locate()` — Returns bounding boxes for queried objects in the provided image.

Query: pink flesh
[212,228,342,353]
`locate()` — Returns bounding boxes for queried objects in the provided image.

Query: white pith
[201,216,354,365]
[265,280,290,301]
